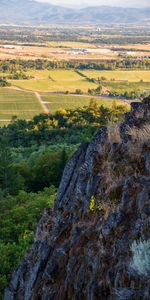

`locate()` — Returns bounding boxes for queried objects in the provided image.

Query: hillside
[0,0,150,24]
[5,96,150,299]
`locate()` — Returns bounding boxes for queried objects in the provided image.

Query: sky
[38,0,150,8]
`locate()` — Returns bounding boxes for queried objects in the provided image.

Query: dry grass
[101,160,122,198]
[0,44,116,61]
[117,43,150,51]
[127,124,150,160]
[96,159,123,218]
[108,124,121,145]
[96,122,150,213]
[127,124,150,144]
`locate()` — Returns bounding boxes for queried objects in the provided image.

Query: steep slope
[78,6,150,23]
[5,96,150,299]
[0,0,73,24]
[0,0,149,24]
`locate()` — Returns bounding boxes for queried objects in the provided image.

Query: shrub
[75,89,83,95]
[131,239,150,277]
[89,196,95,212]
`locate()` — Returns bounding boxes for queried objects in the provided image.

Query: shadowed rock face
[5,96,150,300]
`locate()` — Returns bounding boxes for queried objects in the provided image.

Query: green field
[0,87,129,126]
[0,89,43,125]
[9,69,150,95]
[41,94,127,112]
[11,70,97,92]
[105,81,150,93]
[82,70,150,82]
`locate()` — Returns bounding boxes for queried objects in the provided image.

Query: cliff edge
[5,96,150,300]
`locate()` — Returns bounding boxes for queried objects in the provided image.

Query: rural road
[34,92,50,114]
[10,86,50,114]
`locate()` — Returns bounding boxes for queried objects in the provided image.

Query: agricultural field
[0,24,150,62]
[115,44,150,51]
[1,68,149,126]
[41,94,128,113]
[0,41,150,61]
[0,89,43,125]
[105,81,150,94]
[82,70,150,82]
[0,87,129,126]
[10,70,97,93]
[0,43,117,61]
[10,69,150,95]
[48,41,97,48]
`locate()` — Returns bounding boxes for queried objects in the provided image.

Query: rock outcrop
[5,97,150,300]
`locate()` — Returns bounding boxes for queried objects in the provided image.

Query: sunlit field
[41,93,128,112]
[82,70,150,82]
[0,88,129,125]
[0,89,43,125]
[11,70,97,92]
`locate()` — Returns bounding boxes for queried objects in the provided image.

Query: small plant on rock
[131,239,150,277]
[89,196,95,212]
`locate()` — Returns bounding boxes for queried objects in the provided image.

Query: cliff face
[5,97,150,300]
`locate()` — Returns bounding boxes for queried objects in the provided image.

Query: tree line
[0,58,150,73]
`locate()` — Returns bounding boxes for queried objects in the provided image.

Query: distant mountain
[0,0,149,24]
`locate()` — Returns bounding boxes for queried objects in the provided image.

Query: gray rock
[4,96,150,300]
[145,152,150,174]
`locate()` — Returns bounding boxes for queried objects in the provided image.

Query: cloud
[38,0,150,8]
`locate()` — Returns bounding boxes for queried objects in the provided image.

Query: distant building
[68,48,88,55]
[1,45,15,49]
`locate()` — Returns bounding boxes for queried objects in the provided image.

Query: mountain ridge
[0,0,150,24]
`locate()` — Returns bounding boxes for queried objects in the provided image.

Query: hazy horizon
[37,0,150,8]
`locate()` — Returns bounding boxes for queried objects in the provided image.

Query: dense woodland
[0,100,128,297]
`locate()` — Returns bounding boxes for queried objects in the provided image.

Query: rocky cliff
[5,97,150,300]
